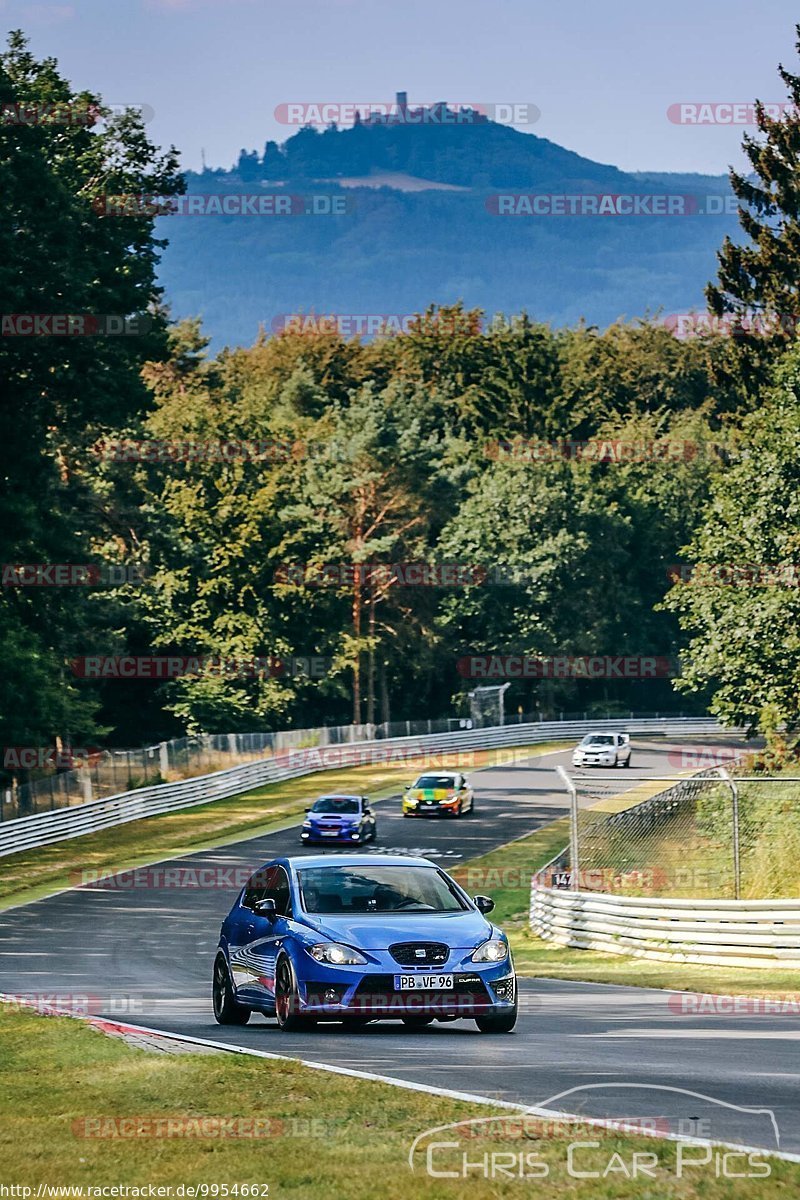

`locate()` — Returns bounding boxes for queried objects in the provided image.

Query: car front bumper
[294,956,515,1019]
[402,802,460,816]
[301,826,364,843]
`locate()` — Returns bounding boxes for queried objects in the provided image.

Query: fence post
[79,769,92,805]
[717,767,741,900]
[556,765,579,891]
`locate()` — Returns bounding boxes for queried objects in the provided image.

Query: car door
[245,865,294,1007]
[227,868,268,996]
[231,865,292,1005]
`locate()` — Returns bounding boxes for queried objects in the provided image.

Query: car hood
[296,908,492,949]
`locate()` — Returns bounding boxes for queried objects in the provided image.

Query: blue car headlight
[302,821,313,829]
[471,938,509,963]
[308,942,368,966]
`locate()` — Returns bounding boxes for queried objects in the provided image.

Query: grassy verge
[0,742,570,912]
[451,820,800,997]
[0,1004,795,1197]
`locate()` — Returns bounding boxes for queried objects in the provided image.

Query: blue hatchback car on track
[213,854,517,1033]
[300,794,377,845]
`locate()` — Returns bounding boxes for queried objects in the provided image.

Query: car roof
[315,793,363,800]
[283,854,437,870]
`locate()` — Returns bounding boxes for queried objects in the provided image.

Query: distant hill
[156,101,737,348]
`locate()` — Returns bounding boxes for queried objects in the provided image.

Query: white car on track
[572,732,631,769]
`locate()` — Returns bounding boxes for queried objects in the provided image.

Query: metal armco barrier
[530,885,800,968]
[0,717,736,858]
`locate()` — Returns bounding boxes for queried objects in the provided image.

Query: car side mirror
[304,806,312,812]
[254,898,277,918]
[473,895,495,914]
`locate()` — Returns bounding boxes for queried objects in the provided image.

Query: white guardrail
[0,717,734,859]
[530,887,800,969]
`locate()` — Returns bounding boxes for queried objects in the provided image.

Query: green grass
[0,1004,796,1197]
[0,742,570,911]
[510,933,800,995]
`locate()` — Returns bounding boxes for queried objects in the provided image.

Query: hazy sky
[6,0,800,175]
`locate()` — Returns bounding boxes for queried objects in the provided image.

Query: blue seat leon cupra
[213,855,517,1033]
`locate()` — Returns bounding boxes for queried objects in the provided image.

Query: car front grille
[389,941,449,966]
[352,973,491,1010]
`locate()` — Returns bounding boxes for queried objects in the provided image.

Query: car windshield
[311,797,360,814]
[413,775,457,789]
[581,735,614,746]
[297,865,468,914]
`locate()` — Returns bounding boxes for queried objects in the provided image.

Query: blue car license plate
[394,974,454,990]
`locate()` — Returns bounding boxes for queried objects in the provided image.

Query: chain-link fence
[0,709,701,823]
[538,765,800,900]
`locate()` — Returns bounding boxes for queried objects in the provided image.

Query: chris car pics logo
[409,1084,778,1181]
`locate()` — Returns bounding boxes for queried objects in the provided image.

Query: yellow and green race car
[402,771,475,818]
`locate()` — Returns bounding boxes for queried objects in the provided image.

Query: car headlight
[302,821,312,828]
[471,938,509,963]
[308,942,368,965]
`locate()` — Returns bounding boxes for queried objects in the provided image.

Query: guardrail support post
[556,765,579,891]
[717,767,741,900]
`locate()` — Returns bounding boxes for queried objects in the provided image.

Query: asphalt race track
[4,737,798,1155]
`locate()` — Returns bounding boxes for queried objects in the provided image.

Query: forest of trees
[4,28,800,775]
